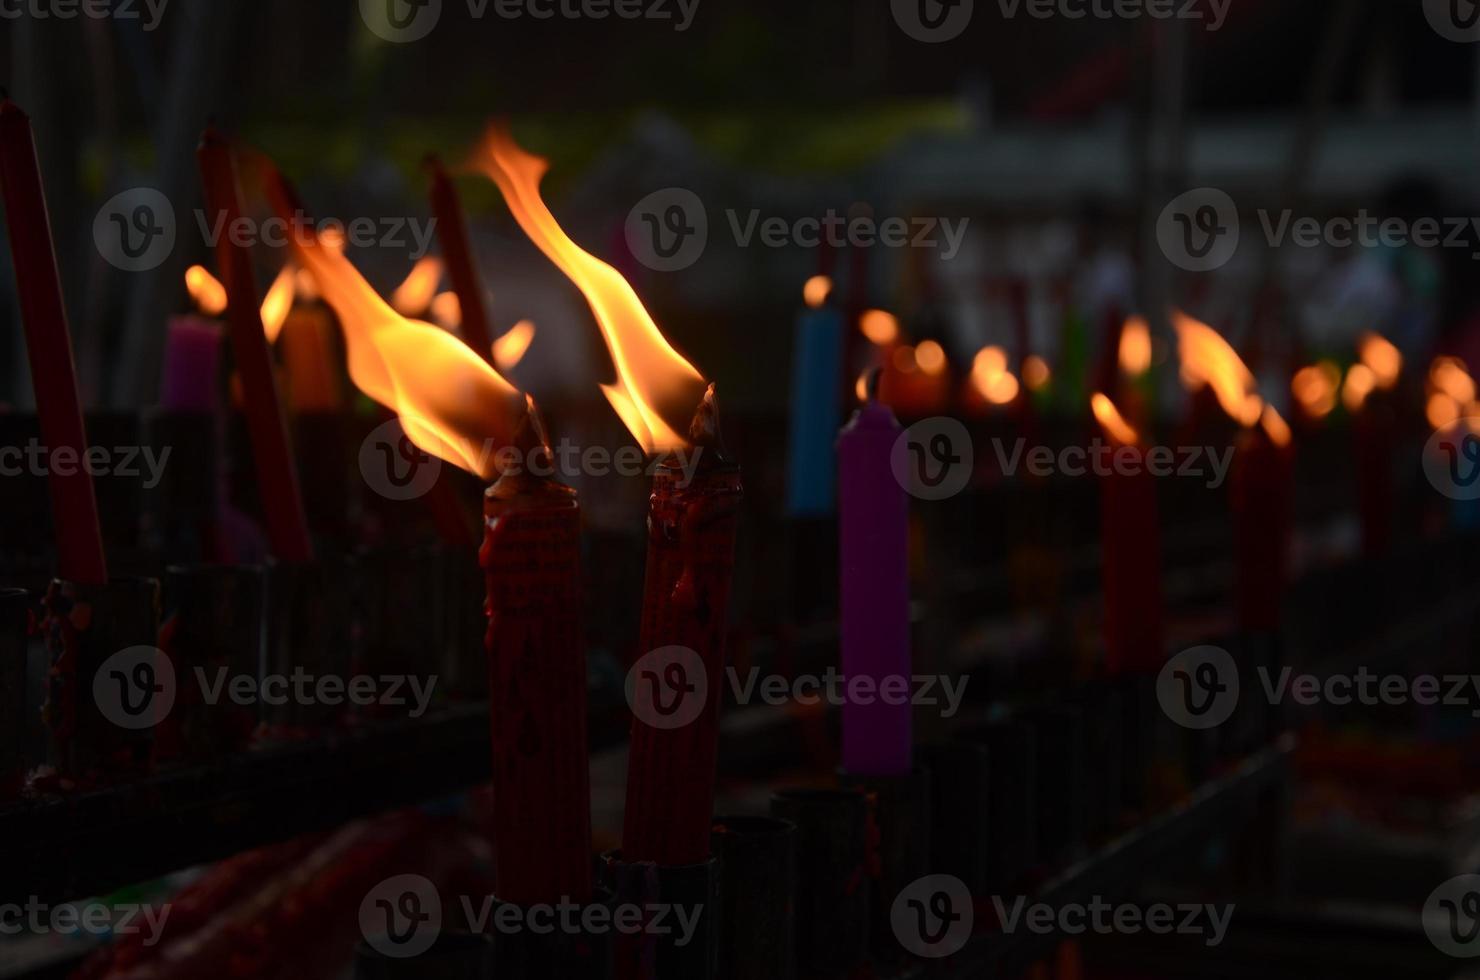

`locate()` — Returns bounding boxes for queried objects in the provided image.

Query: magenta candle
[838,389,912,776]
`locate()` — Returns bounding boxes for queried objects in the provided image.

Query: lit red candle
[1091,392,1163,675]
[1231,407,1295,633]
[264,167,594,901]
[476,123,742,867]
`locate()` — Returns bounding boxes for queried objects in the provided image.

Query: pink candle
[838,381,912,776]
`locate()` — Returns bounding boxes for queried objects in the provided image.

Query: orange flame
[1260,405,1292,448]
[260,265,296,343]
[915,340,947,376]
[803,275,832,309]
[1173,311,1262,427]
[860,309,900,346]
[1119,316,1152,375]
[185,264,228,316]
[1427,392,1461,430]
[854,370,870,403]
[1430,356,1475,404]
[970,346,1017,404]
[267,204,520,479]
[493,320,536,372]
[1291,362,1339,419]
[1342,363,1376,412]
[1023,355,1051,391]
[474,124,705,453]
[1358,331,1402,389]
[391,256,444,316]
[1091,392,1139,446]
[431,292,461,330]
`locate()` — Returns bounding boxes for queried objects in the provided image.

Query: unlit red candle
[197,129,314,564]
[837,389,912,776]
[0,99,109,585]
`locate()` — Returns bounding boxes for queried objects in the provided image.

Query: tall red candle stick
[260,156,589,897]
[481,398,593,903]
[623,388,743,866]
[1231,407,1295,633]
[427,156,495,364]
[474,123,738,866]
[197,129,314,563]
[1092,392,1164,675]
[0,98,108,584]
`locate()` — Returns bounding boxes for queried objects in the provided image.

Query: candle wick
[864,367,883,404]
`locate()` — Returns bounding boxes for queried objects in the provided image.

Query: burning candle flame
[1023,355,1051,391]
[803,275,832,309]
[915,339,947,376]
[1430,356,1475,404]
[1358,331,1402,389]
[431,292,461,330]
[1172,311,1262,427]
[1091,392,1139,447]
[391,255,444,316]
[260,265,296,343]
[474,123,705,453]
[262,173,520,479]
[1342,363,1376,412]
[970,346,1017,405]
[185,264,228,316]
[493,320,537,372]
[1260,405,1292,448]
[860,309,900,346]
[1119,316,1152,375]
[1291,362,1339,419]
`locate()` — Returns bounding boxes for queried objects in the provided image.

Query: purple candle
[838,377,912,776]
[160,315,224,412]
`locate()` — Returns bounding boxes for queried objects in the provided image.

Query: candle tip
[514,392,554,462]
[688,383,726,451]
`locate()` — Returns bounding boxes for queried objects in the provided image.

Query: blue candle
[785,277,843,516]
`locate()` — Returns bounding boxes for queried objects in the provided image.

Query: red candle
[1231,408,1295,633]
[197,129,314,563]
[481,399,593,903]
[427,156,495,364]
[1092,392,1164,675]
[0,99,108,584]
[623,388,743,866]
